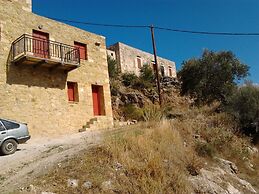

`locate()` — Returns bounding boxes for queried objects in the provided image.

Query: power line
[155,27,259,36]
[48,17,259,36]
[48,17,149,28]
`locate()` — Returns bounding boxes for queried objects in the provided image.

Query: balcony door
[32,30,49,58]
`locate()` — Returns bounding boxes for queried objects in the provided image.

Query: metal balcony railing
[11,34,80,66]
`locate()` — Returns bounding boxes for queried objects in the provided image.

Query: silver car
[0,118,30,155]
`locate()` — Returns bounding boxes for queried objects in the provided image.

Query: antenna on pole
[150,25,162,106]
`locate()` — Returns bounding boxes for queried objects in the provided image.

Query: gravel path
[0,129,102,193]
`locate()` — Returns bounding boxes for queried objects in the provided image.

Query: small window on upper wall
[136,56,142,68]
[160,65,165,77]
[74,41,87,60]
[67,82,79,102]
[151,61,156,71]
[168,67,173,77]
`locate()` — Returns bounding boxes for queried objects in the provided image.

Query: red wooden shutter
[67,82,75,101]
[74,42,87,60]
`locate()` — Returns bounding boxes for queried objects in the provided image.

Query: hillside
[16,76,259,194]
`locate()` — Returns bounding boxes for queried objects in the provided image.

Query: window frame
[168,66,173,77]
[0,120,6,131]
[74,41,87,60]
[0,119,20,130]
[67,81,79,102]
[136,56,142,69]
[160,65,165,77]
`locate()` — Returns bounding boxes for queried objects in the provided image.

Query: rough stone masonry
[0,0,113,136]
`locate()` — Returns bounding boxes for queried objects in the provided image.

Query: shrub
[133,79,154,90]
[195,141,215,158]
[122,104,143,120]
[107,56,118,79]
[139,63,155,83]
[122,73,138,87]
[143,105,163,121]
[225,83,259,140]
[110,80,120,96]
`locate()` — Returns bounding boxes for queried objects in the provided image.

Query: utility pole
[150,25,162,106]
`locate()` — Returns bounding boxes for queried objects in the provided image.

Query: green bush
[225,83,259,139]
[122,73,138,87]
[195,141,215,158]
[133,79,154,90]
[110,80,120,96]
[107,56,118,79]
[143,105,163,121]
[122,104,143,120]
[140,64,155,83]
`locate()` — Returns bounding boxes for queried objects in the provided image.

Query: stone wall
[108,42,177,77]
[0,0,113,137]
[106,49,116,61]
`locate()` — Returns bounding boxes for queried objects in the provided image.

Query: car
[0,118,30,155]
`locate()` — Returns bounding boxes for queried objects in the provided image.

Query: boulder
[101,180,113,191]
[67,179,78,188]
[82,181,93,189]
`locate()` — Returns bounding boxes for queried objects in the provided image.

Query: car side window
[1,120,19,130]
[0,122,5,131]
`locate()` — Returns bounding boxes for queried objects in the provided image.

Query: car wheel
[1,139,17,155]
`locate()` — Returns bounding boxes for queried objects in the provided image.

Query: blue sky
[33,0,259,83]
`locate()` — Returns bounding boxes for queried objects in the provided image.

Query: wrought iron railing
[12,34,80,65]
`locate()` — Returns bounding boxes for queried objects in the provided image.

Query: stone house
[0,0,113,137]
[107,42,177,78]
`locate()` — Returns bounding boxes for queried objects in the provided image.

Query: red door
[92,85,101,116]
[33,30,49,58]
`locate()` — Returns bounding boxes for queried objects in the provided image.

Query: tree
[225,83,259,140]
[178,50,249,104]
[107,56,118,79]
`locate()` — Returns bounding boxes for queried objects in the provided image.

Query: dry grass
[33,120,204,193]
[31,104,259,193]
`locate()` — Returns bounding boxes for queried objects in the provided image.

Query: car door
[0,120,7,144]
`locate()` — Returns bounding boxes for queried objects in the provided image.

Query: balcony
[11,34,80,72]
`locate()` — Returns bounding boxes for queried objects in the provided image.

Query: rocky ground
[190,157,258,194]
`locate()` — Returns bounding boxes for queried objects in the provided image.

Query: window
[0,122,5,131]
[0,119,19,130]
[136,56,142,68]
[151,61,156,71]
[67,82,79,102]
[169,67,173,77]
[160,65,165,77]
[74,41,87,60]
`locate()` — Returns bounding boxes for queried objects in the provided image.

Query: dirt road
[0,129,102,193]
